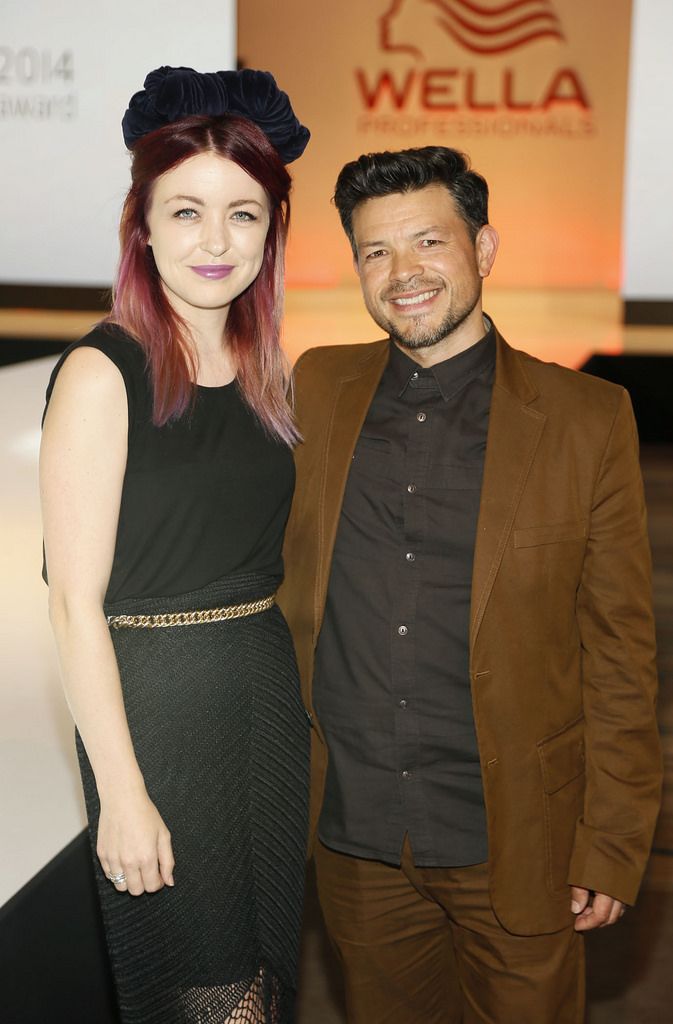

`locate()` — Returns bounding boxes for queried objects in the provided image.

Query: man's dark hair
[333,146,489,255]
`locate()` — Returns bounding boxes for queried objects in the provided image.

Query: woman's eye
[232,210,257,222]
[174,208,198,220]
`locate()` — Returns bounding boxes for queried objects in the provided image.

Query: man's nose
[389,248,423,283]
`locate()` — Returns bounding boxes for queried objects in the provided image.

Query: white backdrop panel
[0,357,83,908]
[1,0,236,287]
[622,0,673,299]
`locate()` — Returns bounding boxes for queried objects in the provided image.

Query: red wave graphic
[382,0,564,58]
[429,0,563,53]
[439,0,552,15]
[439,26,563,55]
[430,1,560,37]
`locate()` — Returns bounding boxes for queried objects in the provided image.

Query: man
[277,147,661,1023]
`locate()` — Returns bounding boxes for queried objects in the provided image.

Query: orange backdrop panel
[239,0,632,290]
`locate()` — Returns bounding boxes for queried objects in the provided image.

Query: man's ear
[475,224,499,279]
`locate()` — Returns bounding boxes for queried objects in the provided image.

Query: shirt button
[411,371,419,380]
[399,699,408,709]
[405,552,415,562]
[397,625,408,636]
[416,411,427,422]
[401,769,411,779]
[407,483,417,493]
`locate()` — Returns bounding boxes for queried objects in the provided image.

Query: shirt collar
[387,315,496,402]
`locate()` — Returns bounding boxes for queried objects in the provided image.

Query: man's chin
[394,332,443,351]
[386,298,481,351]
[387,321,447,351]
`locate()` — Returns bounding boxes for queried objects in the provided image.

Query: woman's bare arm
[40,346,174,895]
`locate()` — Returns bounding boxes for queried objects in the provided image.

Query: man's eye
[365,249,386,260]
[420,238,441,247]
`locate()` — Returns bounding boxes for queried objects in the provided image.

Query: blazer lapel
[470,332,546,649]
[316,341,389,636]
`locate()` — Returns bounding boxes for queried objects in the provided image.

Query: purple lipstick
[191,265,234,279]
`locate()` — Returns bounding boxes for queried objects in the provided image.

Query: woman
[40,66,310,1024]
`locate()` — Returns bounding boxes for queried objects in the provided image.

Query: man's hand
[570,886,626,931]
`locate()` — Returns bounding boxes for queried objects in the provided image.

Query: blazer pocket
[537,716,586,895]
[513,520,588,549]
[538,716,585,793]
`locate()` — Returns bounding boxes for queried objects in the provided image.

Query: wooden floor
[2,287,673,367]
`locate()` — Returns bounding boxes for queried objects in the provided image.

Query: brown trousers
[314,837,585,1024]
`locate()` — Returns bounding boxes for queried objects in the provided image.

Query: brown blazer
[277,327,662,936]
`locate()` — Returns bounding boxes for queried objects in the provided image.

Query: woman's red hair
[108,114,298,444]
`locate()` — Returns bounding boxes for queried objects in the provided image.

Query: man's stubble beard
[370,285,481,353]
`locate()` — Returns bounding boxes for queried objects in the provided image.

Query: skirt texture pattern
[77,572,310,1024]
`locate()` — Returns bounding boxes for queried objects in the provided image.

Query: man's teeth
[391,290,438,306]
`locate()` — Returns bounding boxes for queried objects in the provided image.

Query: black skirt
[77,572,310,1023]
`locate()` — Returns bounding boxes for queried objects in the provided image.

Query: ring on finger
[108,871,127,885]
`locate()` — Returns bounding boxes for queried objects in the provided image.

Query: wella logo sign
[355,0,592,135]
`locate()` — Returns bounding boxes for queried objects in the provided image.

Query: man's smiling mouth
[390,288,440,307]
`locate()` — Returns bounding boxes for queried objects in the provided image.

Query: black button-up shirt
[313,322,496,867]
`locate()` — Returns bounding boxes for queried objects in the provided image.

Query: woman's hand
[97,788,175,896]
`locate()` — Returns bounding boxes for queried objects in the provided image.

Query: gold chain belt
[107,593,276,630]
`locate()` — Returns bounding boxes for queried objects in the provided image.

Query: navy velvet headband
[122,66,310,164]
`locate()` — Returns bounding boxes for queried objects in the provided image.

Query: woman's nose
[203,221,230,257]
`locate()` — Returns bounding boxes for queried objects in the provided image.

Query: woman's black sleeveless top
[43,324,295,603]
